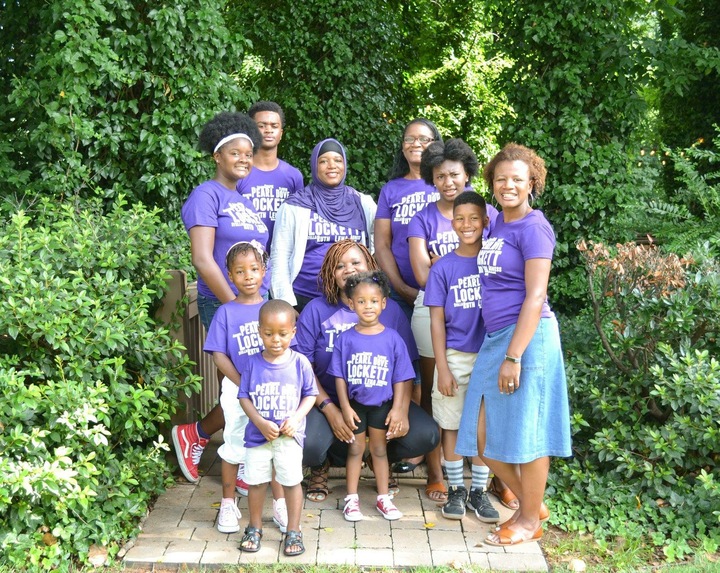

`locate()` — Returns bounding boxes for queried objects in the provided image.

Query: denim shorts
[197,293,223,331]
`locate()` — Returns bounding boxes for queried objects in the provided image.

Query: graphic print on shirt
[246,184,291,222]
[248,379,298,420]
[308,212,364,244]
[232,320,262,358]
[393,191,440,225]
[449,274,482,310]
[223,201,268,231]
[478,237,504,275]
[346,352,390,389]
[428,230,459,257]
[321,313,355,353]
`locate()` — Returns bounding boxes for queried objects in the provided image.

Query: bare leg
[246,482,268,530]
[368,427,389,496]
[221,460,239,499]
[418,356,444,489]
[284,483,303,532]
[345,431,365,495]
[199,403,225,436]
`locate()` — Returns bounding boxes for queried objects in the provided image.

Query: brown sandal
[488,476,519,510]
[305,459,330,502]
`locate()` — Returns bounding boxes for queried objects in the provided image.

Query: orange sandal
[424,481,448,502]
[488,476,519,510]
[486,525,542,546]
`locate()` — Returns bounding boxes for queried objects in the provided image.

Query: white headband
[214,133,254,153]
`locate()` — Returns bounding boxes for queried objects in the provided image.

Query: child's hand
[436,371,459,397]
[385,407,409,439]
[341,408,360,437]
[259,419,280,442]
[279,415,301,437]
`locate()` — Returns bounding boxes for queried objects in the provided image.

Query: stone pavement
[122,438,548,570]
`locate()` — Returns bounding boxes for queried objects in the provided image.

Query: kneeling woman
[296,239,440,501]
[456,143,571,546]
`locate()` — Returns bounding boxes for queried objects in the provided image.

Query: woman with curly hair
[295,240,440,502]
[173,112,269,493]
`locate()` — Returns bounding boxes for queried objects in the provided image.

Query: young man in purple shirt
[425,191,500,524]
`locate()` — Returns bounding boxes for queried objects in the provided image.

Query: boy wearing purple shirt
[238,300,317,556]
[424,191,500,523]
[238,101,304,252]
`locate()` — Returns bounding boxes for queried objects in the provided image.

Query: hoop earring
[528,192,535,206]
[490,194,500,209]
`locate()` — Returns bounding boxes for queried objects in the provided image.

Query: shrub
[0,196,200,569]
[551,240,720,562]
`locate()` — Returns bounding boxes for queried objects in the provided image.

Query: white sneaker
[273,498,288,533]
[343,494,363,522]
[376,495,402,520]
[217,499,241,533]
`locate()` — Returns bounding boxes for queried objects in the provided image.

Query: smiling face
[347,282,386,327]
[433,159,469,205]
[402,122,436,169]
[316,151,345,187]
[452,202,487,247]
[259,310,296,359]
[492,160,533,210]
[214,137,254,183]
[333,246,370,292]
[253,110,283,151]
[228,250,266,300]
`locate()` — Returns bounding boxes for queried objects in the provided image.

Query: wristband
[317,398,333,412]
[504,354,522,364]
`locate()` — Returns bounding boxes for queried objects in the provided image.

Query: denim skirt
[455,317,572,464]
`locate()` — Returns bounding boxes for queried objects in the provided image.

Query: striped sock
[445,459,464,487]
[471,464,490,491]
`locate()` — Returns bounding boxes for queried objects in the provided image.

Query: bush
[551,240,720,562]
[0,196,200,570]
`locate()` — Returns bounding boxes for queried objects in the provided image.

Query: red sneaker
[236,464,249,496]
[171,423,209,483]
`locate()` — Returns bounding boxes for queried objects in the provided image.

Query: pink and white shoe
[376,495,402,520]
[343,494,364,522]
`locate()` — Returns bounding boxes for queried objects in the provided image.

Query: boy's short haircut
[248,101,286,128]
[453,191,487,216]
[259,299,296,325]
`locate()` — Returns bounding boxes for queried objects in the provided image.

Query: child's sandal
[284,530,305,556]
[239,526,262,552]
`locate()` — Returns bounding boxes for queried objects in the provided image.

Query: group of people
[171,103,572,556]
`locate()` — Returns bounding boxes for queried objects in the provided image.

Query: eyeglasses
[403,136,434,145]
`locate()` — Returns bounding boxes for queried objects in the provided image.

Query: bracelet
[504,354,522,364]
[317,398,333,412]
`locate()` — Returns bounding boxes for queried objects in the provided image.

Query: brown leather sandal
[488,476,520,510]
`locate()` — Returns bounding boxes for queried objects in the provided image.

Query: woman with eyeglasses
[374,119,442,321]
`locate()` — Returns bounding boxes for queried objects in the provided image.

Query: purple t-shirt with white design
[407,202,457,260]
[328,327,415,407]
[375,178,439,289]
[424,251,486,353]
[478,210,556,333]
[237,160,303,252]
[238,350,318,447]
[181,180,270,298]
[295,297,418,402]
[293,213,366,298]
[203,301,263,374]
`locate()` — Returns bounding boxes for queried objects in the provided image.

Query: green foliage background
[1,0,720,567]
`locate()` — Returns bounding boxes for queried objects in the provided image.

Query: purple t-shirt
[295,297,418,402]
[237,160,303,252]
[328,327,415,407]
[203,301,263,374]
[181,180,270,299]
[238,350,318,447]
[424,251,486,353]
[375,178,439,289]
[478,210,556,333]
[293,213,366,298]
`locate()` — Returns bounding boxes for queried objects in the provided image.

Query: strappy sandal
[305,459,330,502]
[488,476,519,510]
[283,530,305,556]
[239,526,262,552]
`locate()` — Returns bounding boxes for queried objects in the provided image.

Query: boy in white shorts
[238,299,317,556]
[424,191,500,523]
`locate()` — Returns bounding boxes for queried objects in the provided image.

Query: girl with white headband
[175,112,276,521]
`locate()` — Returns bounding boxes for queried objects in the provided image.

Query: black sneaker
[441,485,467,520]
[467,488,500,523]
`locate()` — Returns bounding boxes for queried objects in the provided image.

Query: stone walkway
[122,439,548,570]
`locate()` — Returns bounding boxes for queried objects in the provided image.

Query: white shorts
[432,349,477,430]
[411,290,434,358]
[244,435,304,487]
[217,377,247,465]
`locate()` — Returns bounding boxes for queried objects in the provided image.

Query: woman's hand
[385,407,409,440]
[341,407,360,435]
[324,404,356,443]
[498,361,521,395]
